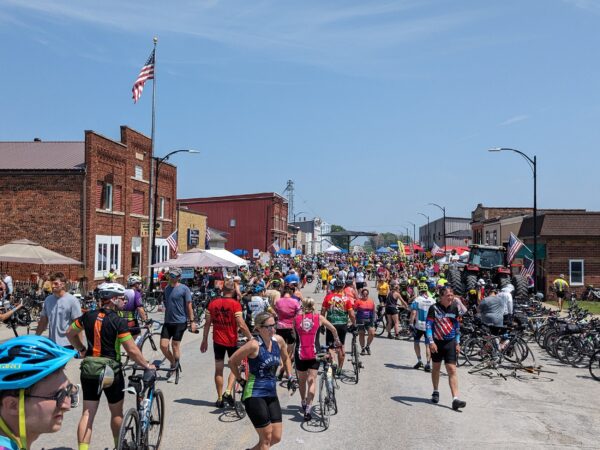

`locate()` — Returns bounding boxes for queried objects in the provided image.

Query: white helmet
[477,279,485,286]
[127,275,142,287]
[97,283,126,301]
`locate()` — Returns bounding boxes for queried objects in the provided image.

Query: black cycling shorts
[326,324,347,346]
[431,339,458,364]
[378,295,387,304]
[356,319,375,330]
[160,322,188,342]
[413,329,426,342]
[213,342,237,361]
[243,396,282,429]
[356,282,365,290]
[385,307,398,315]
[295,357,320,372]
[81,370,125,404]
[276,328,296,345]
[556,291,566,299]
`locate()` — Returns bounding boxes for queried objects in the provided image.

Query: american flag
[506,232,524,263]
[132,49,155,103]
[205,228,211,249]
[431,242,441,256]
[520,256,534,278]
[166,230,178,255]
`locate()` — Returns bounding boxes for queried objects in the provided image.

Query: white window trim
[154,238,170,263]
[104,183,113,211]
[569,259,584,286]
[134,165,143,180]
[159,197,165,219]
[94,235,122,279]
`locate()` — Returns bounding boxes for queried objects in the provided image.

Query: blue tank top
[243,336,281,400]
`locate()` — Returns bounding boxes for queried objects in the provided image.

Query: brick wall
[0,171,84,282]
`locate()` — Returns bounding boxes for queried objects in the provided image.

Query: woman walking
[229,312,294,450]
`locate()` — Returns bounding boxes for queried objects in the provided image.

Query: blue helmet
[0,336,76,390]
[253,285,265,294]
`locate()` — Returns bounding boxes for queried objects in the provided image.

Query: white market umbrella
[0,239,82,265]
[151,248,247,268]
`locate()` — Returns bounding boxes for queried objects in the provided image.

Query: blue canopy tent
[388,243,399,249]
[276,249,292,255]
[376,247,391,254]
[232,249,248,256]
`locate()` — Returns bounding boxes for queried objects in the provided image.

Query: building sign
[141,222,162,238]
[181,268,194,279]
[188,229,199,247]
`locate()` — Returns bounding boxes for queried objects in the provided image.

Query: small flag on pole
[506,232,524,263]
[132,49,155,103]
[520,256,534,278]
[431,242,441,256]
[398,241,406,258]
[205,227,211,249]
[268,239,280,253]
[166,230,178,255]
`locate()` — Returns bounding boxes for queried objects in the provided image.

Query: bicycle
[143,290,163,313]
[117,364,172,450]
[348,325,365,384]
[316,346,338,430]
[589,349,600,381]
[314,280,322,294]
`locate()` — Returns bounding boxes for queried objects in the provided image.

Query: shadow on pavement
[174,397,222,414]
[384,363,416,370]
[281,405,307,423]
[391,396,455,411]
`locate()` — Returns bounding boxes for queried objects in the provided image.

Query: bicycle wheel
[144,296,158,313]
[553,335,573,365]
[503,337,531,364]
[196,306,206,329]
[589,350,600,381]
[375,317,386,336]
[117,408,139,450]
[233,379,246,419]
[464,337,485,366]
[318,375,331,430]
[351,337,360,384]
[141,333,165,366]
[147,389,164,450]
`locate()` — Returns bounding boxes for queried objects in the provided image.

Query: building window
[134,165,143,179]
[492,230,497,245]
[485,231,490,244]
[132,190,144,215]
[97,182,113,211]
[230,219,236,227]
[569,259,584,286]
[159,197,165,219]
[114,185,122,211]
[95,235,121,278]
[154,238,169,263]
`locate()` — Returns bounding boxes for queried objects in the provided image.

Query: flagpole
[147,36,158,289]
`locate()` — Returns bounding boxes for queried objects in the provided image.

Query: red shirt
[207,297,242,347]
[322,292,353,325]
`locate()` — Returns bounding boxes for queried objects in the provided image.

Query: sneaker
[387,334,393,339]
[277,370,284,381]
[394,335,401,340]
[336,366,343,376]
[304,411,312,421]
[215,398,225,408]
[365,346,371,355]
[431,391,439,404]
[222,392,234,407]
[424,363,431,373]
[413,361,423,370]
[360,348,366,356]
[452,399,466,410]
[166,371,176,383]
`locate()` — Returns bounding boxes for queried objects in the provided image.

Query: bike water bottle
[141,398,150,421]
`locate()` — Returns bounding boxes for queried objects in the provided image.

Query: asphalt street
[5,284,600,450]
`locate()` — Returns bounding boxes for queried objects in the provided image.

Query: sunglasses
[27,383,79,409]
[261,324,276,330]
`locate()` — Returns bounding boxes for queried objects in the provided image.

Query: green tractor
[446,244,529,300]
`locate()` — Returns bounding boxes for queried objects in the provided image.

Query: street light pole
[150,149,199,290]
[418,212,430,249]
[489,147,538,292]
[293,211,308,223]
[429,203,446,252]
[407,221,416,244]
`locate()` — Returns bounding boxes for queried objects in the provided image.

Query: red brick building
[178,193,288,253]
[519,212,600,298]
[0,126,177,288]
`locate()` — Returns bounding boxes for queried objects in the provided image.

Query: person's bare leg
[446,363,459,398]
[214,360,225,399]
[251,424,273,450]
[431,361,441,391]
[77,400,99,445]
[108,399,124,443]
[160,338,175,366]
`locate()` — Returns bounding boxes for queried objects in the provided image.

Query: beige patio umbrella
[0,239,82,265]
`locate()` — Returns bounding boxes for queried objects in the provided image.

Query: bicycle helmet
[418,283,428,292]
[270,279,282,289]
[0,336,76,390]
[439,273,446,279]
[345,279,353,286]
[535,292,544,300]
[169,268,182,278]
[420,276,427,282]
[127,275,142,287]
[253,285,265,294]
[96,282,126,300]
[333,280,344,289]
[477,278,485,286]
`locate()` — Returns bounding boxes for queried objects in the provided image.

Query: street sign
[141,222,162,237]
[188,229,199,247]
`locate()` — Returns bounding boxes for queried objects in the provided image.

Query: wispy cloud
[1,0,488,72]
[562,0,600,13]
[499,114,529,126]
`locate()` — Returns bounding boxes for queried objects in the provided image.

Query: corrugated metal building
[178,193,288,253]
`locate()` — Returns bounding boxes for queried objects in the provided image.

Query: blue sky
[1,0,599,235]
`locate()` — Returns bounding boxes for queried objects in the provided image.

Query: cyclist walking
[321,280,355,375]
[67,283,155,450]
[410,285,436,371]
[553,274,569,312]
[0,336,77,450]
[119,275,148,341]
[353,288,376,355]
[425,286,466,411]
[160,268,197,382]
[229,312,293,450]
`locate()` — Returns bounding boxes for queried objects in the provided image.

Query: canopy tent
[151,248,248,268]
[389,243,399,249]
[324,245,342,253]
[276,249,291,255]
[232,249,248,256]
[376,247,391,254]
[0,239,82,265]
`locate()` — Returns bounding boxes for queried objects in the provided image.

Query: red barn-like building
[178,193,288,253]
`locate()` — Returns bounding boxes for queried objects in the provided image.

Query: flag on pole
[132,49,155,103]
[431,242,441,256]
[506,232,524,263]
[398,241,406,258]
[166,230,178,255]
[268,239,280,253]
[520,256,534,278]
[205,227,211,250]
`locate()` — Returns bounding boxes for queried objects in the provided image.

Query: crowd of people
[0,249,546,449]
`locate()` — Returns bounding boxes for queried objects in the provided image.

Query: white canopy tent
[324,245,342,254]
[150,248,248,268]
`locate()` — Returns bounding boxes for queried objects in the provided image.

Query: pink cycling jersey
[275,296,301,329]
[294,312,320,361]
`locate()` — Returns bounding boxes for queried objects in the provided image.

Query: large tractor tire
[447,268,464,296]
[498,275,510,290]
[512,274,529,301]
[465,274,478,292]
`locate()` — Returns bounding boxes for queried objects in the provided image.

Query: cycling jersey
[0,435,18,450]
[72,309,132,361]
[275,297,301,329]
[377,282,390,296]
[119,288,142,322]
[425,303,460,344]
[353,299,375,323]
[207,297,242,347]
[322,292,352,325]
[243,336,281,400]
[553,278,569,292]
[246,296,271,325]
[294,312,320,360]
[411,295,436,331]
